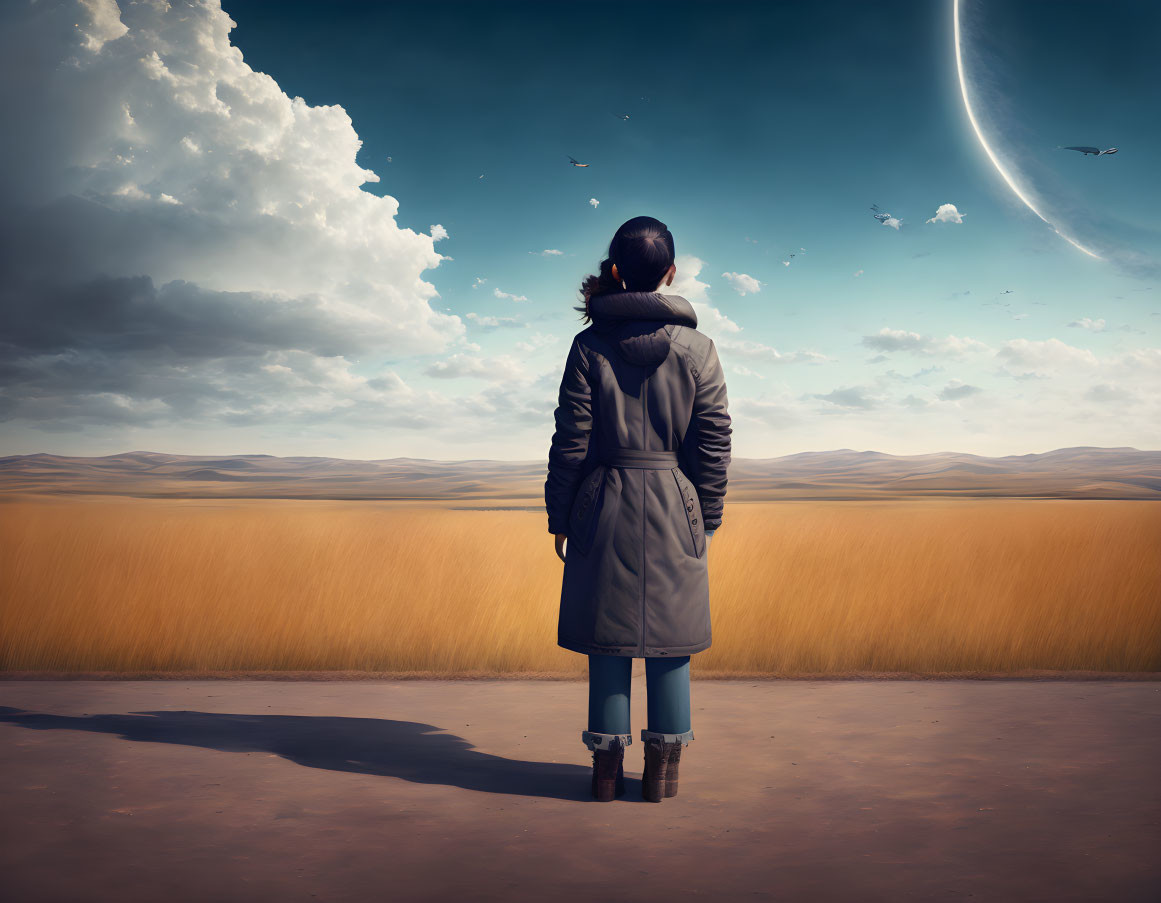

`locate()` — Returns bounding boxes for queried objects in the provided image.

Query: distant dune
[0,446,1158,501]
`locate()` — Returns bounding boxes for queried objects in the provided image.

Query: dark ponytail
[574,257,623,321]
[574,215,676,322]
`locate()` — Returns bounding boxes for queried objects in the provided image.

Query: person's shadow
[0,706,630,802]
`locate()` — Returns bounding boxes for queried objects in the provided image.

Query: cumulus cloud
[1067,317,1106,332]
[665,254,741,334]
[532,249,563,256]
[926,203,965,225]
[0,0,468,443]
[880,216,902,230]
[492,287,529,303]
[721,271,762,295]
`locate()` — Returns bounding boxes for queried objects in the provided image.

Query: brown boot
[641,738,672,803]
[663,741,684,797]
[591,740,626,802]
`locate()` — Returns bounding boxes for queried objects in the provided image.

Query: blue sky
[0,0,1157,458]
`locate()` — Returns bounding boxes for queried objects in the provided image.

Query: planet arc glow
[952,0,1102,260]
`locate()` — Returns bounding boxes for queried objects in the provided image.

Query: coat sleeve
[545,336,595,535]
[686,339,732,532]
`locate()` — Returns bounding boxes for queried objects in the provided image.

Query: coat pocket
[671,467,705,559]
[568,464,609,558]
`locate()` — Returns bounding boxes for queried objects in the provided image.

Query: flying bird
[611,112,630,121]
[568,156,590,167]
[1059,146,1118,156]
[870,203,893,224]
[1001,289,1013,294]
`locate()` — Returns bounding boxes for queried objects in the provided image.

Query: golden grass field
[1,494,1159,674]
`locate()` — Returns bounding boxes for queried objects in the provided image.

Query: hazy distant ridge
[1,447,1158,501]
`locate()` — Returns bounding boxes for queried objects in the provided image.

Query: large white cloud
[0,0,466,442]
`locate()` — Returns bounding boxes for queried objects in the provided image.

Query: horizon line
[1,445,1153,464]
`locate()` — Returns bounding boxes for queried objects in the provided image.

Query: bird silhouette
[1059,145,1118,156]
[568,156,590,167]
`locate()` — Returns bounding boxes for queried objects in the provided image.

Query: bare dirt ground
[1,679,1158,902]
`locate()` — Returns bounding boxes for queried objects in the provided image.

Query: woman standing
[545,215,732,802]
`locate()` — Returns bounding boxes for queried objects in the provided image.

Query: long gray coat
[545,291,732,657]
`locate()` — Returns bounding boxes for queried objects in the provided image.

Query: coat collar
[589,291,698,328]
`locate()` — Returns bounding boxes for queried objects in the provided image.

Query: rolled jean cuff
[582,730,632,751]
[641,728,695,746]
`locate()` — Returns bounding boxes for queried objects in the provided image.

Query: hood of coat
[588,291,698,367]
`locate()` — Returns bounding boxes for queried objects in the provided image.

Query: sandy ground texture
[1,679,1159,903]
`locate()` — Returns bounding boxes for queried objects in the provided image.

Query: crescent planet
[952,0,1102,260]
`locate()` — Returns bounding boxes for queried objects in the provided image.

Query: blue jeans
[581,654,695,751]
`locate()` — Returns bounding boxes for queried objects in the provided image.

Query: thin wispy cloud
[719,339,829,364]
[861,328,989,357]
[813,386,882,409]
[465,312,522,330]
[938,380,982,400]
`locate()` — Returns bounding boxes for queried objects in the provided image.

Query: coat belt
[600,447,679,469]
